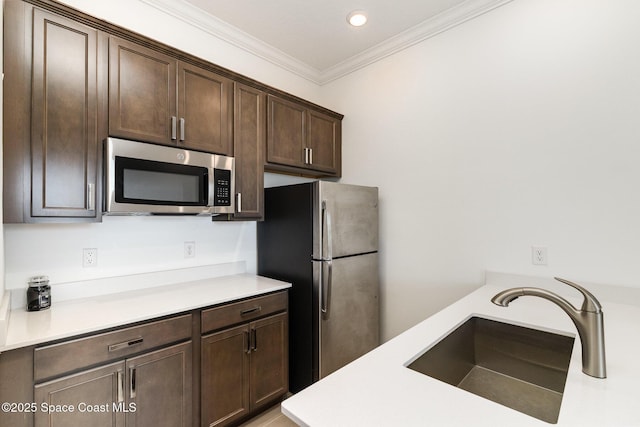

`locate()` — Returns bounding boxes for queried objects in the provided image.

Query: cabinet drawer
[202,292,287,334]
[34,314,192,381]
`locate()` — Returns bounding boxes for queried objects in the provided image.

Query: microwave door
[115,159,209,214]
[104,137,234,215]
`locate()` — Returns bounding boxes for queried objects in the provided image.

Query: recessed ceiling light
[347,11,367,27]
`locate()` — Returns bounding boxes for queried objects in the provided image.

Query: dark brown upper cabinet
[230,83,266,220]
[307,109,342,175]
[266,95,342,177]
[3,2,106,222]
[109,37,233,155]
[212,82,266,222]
[3,0,342,223]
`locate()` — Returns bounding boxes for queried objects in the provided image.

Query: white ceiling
[141,0,513,84]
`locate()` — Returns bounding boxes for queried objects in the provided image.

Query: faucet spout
[491,277,606,379]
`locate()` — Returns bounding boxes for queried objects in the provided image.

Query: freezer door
[317,252,379,379]
[313,181,378,260]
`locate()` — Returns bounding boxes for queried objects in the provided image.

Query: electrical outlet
[83,248,98,268]
[184,241,195,258]
[532,246,548,266]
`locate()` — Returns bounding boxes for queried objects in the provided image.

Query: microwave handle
[237,193,242,213]
[208,167,215,208]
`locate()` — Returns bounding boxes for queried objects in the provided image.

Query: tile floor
[239,404,298,427]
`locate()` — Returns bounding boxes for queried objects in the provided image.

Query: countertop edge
[1,274,291,353]
[281,273,640,427]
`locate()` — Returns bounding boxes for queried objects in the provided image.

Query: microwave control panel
[213,169,232,206]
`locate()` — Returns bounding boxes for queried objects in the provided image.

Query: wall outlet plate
[184,241,195,258]
[83,248,98,268]
[532,246,548,266]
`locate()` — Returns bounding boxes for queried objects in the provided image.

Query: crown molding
[321,0,514,84]
[139,0,323,83]
[140,0,513,86]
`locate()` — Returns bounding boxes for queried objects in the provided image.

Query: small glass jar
[27,275,51,311]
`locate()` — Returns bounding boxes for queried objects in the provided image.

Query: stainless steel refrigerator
[257,181,379,393]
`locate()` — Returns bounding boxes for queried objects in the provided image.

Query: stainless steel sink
[407,316,575,424]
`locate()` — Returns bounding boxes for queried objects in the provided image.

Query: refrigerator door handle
[321,259,333,318]
[321,200,334,318]
[321,200,333,261]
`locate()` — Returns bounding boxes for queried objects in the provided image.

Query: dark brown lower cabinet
[125,343,193,427]
[201,312,288,427]
[0,293,288,427]
[33,342,192,427]
[34,361,124,427]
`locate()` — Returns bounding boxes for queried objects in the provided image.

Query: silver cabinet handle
[108,337,143,352]
[179,117,185,141]
[171,116,177,140]
[87,183,95,211]
[240,306,261,316]
[303,147,314,165]
[251,328,257,352]
[129,367,136,399]
[237,193,242,213]
[117,371,124,403]
[244,330,251,354]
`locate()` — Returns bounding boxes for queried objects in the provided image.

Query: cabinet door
[201,325,250,427]
[266,95,306,168]
[34,361,125,427]
[250,312,288,409]
[232,83,265,220]
[31,9,101,218]
[178,62,233,155]
[125,342,192,427]
[307,109,341,176]
[109,36,177,145]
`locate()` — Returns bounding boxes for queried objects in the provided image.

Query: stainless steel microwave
[104,137,235,215]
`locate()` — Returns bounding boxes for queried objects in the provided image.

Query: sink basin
[407,316,574,424]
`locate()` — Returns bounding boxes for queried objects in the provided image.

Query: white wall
[5,0,640,343]
[321,0,640,340]
[3,218,256,292]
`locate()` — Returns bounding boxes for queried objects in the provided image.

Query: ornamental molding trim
[140,0,514,85]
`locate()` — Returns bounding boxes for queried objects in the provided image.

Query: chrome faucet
[491,277,606,378]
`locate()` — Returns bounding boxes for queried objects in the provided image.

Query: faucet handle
[554,277,602,313]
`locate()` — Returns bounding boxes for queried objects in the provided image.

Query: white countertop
[0,274,291,352]
[282,273,640,427]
